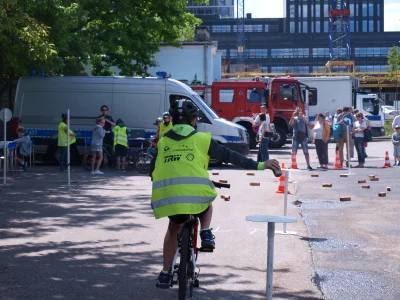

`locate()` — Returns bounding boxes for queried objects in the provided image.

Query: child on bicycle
[150,99,281,288]
[113,118,128,170]
[91,117,105,174]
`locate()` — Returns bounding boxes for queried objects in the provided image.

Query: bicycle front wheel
[178,227,191,300]
[135,150,153,174]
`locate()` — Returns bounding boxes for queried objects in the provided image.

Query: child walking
[113,118,128,170]
[392,125,400,166]
[91,117,106,174]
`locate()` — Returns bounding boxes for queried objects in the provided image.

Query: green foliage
[0,0,205,80]
[387,46,400,83]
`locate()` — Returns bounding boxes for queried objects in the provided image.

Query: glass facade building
[285,0,384,34]
[188,0,235,18]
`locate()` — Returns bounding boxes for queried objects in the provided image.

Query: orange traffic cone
[333,151,342,169]
[383,151,392,168]
[290,152,299,169]
[276,163,292,194]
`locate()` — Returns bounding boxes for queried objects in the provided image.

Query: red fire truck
[210,77,309,148]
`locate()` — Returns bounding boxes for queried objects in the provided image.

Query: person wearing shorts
[392,125,400,166]
[91,117,106,174]
[113,118,128,170]
[289,108,313,170]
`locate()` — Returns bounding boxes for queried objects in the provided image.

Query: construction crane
[327,0,352,72]
[236,0,245,72]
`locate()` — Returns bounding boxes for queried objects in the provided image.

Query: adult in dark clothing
[150,99,281,289]
[98,105,116,166]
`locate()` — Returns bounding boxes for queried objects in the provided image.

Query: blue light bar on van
[156,71,171,78]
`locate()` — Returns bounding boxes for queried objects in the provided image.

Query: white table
[246,215,297,300]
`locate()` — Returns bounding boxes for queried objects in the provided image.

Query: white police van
[13,73,249,165]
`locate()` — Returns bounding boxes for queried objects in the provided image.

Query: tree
[0,0,207,104]
[387,46,400,109]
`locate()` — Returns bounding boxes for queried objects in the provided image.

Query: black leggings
[315,139,328,165]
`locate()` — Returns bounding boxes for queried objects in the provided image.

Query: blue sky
[243,0,400,31]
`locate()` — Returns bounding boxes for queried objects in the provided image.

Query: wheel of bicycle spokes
[82,153,93,171]
[178,227,191,300]
[135,150,153,174]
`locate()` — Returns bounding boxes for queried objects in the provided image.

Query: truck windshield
[363,98,380,116]
[280,84,298,101]
[299,83,307,104]
[192,94,219,119]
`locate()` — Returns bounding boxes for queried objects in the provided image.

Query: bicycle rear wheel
[178,227,191,300]
[135,150,153,174]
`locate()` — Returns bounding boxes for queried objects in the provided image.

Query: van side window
[169,95,190,108]
[363,98,380,116]
[219,89,234,102]
[247,88,263,103]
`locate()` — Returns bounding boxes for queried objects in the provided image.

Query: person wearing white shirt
[257,113,271,162]
[352,112,367,168]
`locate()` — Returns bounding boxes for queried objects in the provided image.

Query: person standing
[257,113,271,162]
[91,117,106,174]
[159,112,173,138]
[313,113,330,169]
[13,126,31,171]
[113,118,128,170]
[336,107,356,167]
[392,125,400,166]
[289,107,313,170]
[352,112,367,168]
[58,113,76,171]
[252,104,269,132]
[99,105,116,166]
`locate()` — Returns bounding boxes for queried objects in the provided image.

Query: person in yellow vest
[159,112,173,138]
[150,100,281,288]
[58,113,76,171]
[113,118,128,170]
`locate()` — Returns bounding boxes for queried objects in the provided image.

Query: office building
[188,0,234,18]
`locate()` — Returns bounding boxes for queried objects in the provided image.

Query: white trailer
[294,76,385,136]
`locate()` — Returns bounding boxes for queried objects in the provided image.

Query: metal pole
[266,222,275,300]
[347,125,351,175]
[67,109,70,186]
[282,171,289,233]
[3,110,6,185]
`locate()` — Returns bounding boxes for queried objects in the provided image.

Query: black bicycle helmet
[169,99,199,120]
[162,111,170,117]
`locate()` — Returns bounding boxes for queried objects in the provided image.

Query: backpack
[332,124,342,141]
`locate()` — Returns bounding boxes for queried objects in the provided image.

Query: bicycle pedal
[199,247,214,253]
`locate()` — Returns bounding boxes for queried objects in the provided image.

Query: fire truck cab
[211,77,308,148]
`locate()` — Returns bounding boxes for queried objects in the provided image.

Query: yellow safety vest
[151,125,217,219]
[159,122,173,138]
[113,126,128,148]
[58,122,76,146]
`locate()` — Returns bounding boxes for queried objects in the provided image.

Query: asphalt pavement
[0,140,399,300]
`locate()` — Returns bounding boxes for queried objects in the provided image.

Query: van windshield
[192,94,219,119]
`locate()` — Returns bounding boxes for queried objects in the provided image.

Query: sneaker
[307,166,313,171]
[200,229,215,249]
[394,162,398,166]
[156,271,172,289]
[94,170,104,175]
[91,170,95,175]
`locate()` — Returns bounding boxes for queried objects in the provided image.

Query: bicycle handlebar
[212,181,230,189]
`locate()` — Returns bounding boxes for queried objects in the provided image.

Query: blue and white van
[13,75,249,165]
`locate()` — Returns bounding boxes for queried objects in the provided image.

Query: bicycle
[135,137,157,174]
[157,181,230,299]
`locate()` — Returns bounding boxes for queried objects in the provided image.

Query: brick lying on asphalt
[358,180,366,184]
[387,187,391,191]
[322,183,332,187]
[340,196,351,201]
[247,172,255,176]
[362,185,370,189]
[250,182,260,186]
[340,174,348,178]
[212,172,219,175]
[370,177,379,182]
[219,179,228,183]
[311,174,319,177]
[378,192,386,197]
[221,195,230,201]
